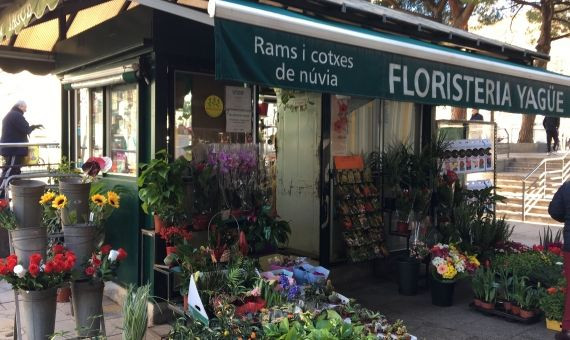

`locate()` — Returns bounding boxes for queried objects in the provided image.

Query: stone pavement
[0,281,170,340]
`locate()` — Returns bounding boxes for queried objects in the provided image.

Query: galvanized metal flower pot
[59,178,91,225]
[63,224,97,272]
[19,287,57,340]
[10,227,47,265]
[71,280,104,337]
[10,180,45,229]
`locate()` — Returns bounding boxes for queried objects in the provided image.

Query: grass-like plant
[122,284,150,340]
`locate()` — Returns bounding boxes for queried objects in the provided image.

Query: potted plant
[540,286,564,331]
[159,226,192,256]
[476,267,497,310]
[245,208,291,255]
[430,243,480,307]
[0,249,75,339]
[518,285,541,319]
[73,244,127,337]
[496,267,513,312]
[138,150,188,233]
[191,162,218,230]
[510,274,528,316]
[394,189,412,234]
[397,240,428,296]
[122,284,151,340]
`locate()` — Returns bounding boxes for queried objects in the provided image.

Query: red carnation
[54,260,64,273]
[29,253,42,265]
[101,244,112,255]
[0,199,8,210]
[44,262,54,274]
[117,248,127,261]
[28,263,40,277]
[91,255,101,267]
[52,244,65,254]
[548,245,562,256]
[64,259,74,271]
[85,266,95,276]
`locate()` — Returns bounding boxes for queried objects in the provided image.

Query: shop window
[109,84,138,175]
[382,100,418,149]
[174,72,193,159]
[76,88,104,167]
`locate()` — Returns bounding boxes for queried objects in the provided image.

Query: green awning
[209,0,570,116]
[0,0,60,41]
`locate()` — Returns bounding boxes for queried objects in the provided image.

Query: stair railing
[521,151,570,221]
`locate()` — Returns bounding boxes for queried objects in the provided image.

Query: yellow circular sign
[204,95,224,118]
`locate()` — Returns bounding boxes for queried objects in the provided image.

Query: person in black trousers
[0,101,43,184]
[544,115,560,155]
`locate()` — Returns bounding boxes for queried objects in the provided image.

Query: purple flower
[287,285,300,300]
[279,273,289,289]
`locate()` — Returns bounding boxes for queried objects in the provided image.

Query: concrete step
[496,202,548,215]
[498,210,562,225]
[497,197,552,207]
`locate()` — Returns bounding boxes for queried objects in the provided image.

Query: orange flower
[547,287,558,295]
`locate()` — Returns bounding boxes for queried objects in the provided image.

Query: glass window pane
[174,72,193,159]
[77,88,90,166]
[109,84,137,175]
[91,90,104,157]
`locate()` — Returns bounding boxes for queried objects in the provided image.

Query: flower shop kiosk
[2,0,570,335]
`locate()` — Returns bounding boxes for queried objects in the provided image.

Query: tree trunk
[451,107,467,120]
[518,115,536,143]
[517,0,553,143]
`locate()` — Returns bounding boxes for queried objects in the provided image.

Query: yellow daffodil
[107,191,120,209]
[52,194,68,210]
[91,194,107,207]
[469,256,480,267]
[39,191,56,205]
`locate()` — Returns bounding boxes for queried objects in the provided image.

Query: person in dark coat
[544,115,560,154]
[0,101,43,180]
[549,183,570,340]
[470,109,483,121]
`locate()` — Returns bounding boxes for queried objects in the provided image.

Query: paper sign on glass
[188,275,209,325]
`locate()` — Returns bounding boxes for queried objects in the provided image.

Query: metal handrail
[521,150,570,221]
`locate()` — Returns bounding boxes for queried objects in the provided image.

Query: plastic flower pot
[154,214,166,233]
[473,299,483,307]
[519,309,535,319]
[57,286,71,303]
[511,305,521,315]
[503,301,513,312]
[183,294,188,311]
[546,319,562,332]
[397,221,410,234]
[430,278,455,307]
[479,301,495,310]
[9,227,47,266]
[71,280,104,338]
[10,180,45,229]
[397,258,420,296]
[59,178,91,225]
[63,224,97,272]
[19,287,57,340]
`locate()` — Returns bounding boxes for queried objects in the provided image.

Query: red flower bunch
[444,170,458,186]
[0,245,75,291]
[83,244,127,282]
[0,199,8,211]
[159,226,192,245]
[548,244,562,256]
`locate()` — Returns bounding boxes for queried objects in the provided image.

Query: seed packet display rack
[333,168,386,262]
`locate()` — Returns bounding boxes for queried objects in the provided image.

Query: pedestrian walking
[549,184,570,340]
[0,101,43,186]
[469,109,483,121]
[544,115,560,155]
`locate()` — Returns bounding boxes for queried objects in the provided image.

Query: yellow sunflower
[107,191,120,209]
[91,194,107,207]
[52,194,68,210]
[39,191,56,205]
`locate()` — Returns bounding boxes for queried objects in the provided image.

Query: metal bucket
[10,180,45,229]
[59,178,91,225]
[19,287,57,339]
[71,280,104,337]
[10,227,47,266]
[63,224,97,272]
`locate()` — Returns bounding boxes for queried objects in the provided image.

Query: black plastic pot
[397,258,420,296]
[431,277,456,306]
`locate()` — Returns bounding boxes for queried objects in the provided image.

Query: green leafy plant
[472,267,497,303]
[0,199,17,230]
[519,285,541,311]
[511,274,529,307]
[138,150,188,220]
[496,267,513,302]
[540,226,563,248]
[540,286,565,321]
[122,284,150,340]
[246,209,291,253]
